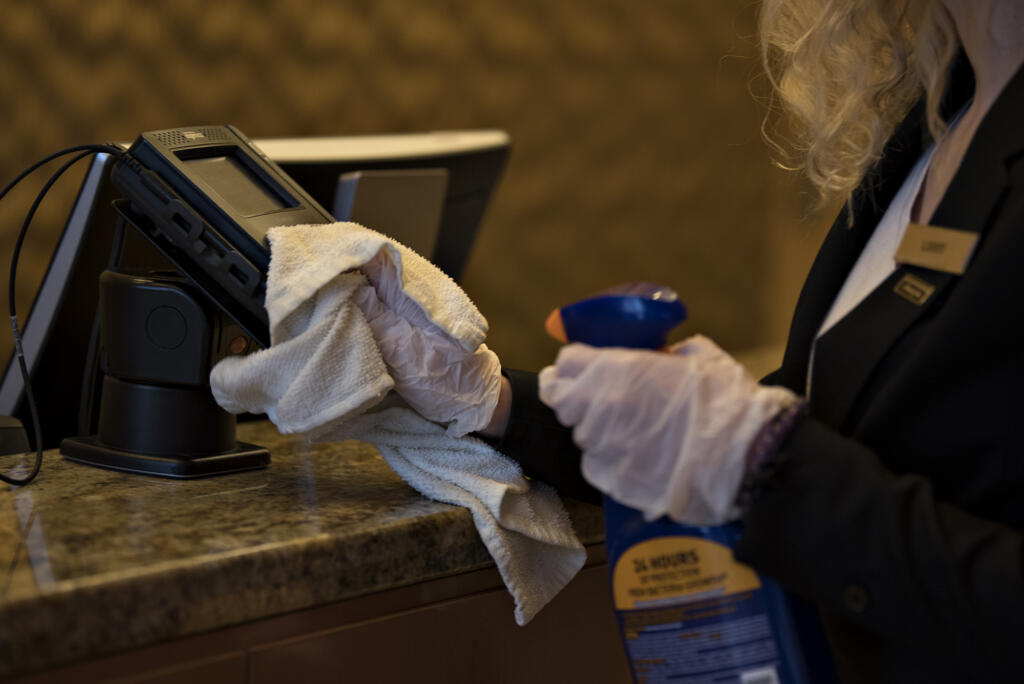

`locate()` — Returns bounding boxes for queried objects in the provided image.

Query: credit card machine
[109,125,335,348]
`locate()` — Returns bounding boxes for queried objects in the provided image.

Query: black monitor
[1,129,510,449]
[262,130,509,282]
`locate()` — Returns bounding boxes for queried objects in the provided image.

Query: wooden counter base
[11,546,629,684]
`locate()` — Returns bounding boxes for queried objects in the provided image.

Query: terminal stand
[61,269,269,478]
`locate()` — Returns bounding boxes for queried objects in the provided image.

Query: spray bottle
[545,283,834,684]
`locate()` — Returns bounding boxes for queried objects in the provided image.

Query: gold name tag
[894,222,979,275]
[893,273,936,306]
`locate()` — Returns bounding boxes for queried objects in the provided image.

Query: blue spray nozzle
[556,283,687,350]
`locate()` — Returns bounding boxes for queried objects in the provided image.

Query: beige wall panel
[0,0,830,383]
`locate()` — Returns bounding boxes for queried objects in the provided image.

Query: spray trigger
[544,282,687,349]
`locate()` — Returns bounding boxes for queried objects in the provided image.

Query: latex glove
[538,335,799,525]
[353,284,502,437]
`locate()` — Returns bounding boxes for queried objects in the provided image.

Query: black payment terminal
[110,125,334,348]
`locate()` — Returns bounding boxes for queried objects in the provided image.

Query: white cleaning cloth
[211,222,487,435]
[211,269,393,434]
[210,221,585,624]
[269,222,487,352]
[329,406,586,626]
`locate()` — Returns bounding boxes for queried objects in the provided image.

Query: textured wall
[0,0,829,376]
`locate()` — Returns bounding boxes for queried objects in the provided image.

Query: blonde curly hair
[759,0,960,204]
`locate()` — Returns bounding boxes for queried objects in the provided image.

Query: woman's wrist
[477,376,512,439]
[737,399,809,510]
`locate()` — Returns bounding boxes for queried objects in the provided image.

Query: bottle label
[605,499,802,684]
[612,535,762,610]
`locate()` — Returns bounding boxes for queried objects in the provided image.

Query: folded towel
[211,269,393,435]
[267,222,487,352]
[329,407,586,626]
[210,221,585,624]
[211,222,487,434]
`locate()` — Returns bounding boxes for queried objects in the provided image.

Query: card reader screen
[177,148,296,217]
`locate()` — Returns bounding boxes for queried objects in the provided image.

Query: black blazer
[733,58,1024,683]
[494,58,1024,682]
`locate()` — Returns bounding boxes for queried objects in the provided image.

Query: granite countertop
[0,421,604,676]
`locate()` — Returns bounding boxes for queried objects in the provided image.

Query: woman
[366,0,1024,680]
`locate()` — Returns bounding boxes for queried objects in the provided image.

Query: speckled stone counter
[0,421,604,677]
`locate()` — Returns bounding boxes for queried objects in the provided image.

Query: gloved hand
[538,335,799,525]
[353,282,502,437]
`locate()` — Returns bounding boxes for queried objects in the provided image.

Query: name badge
[894,222,979,275]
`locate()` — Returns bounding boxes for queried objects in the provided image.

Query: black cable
[8,150,99,315]
[2,144,125,487]
[0,144,124,208]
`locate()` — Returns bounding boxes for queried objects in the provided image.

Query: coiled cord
[2,143,126,486]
